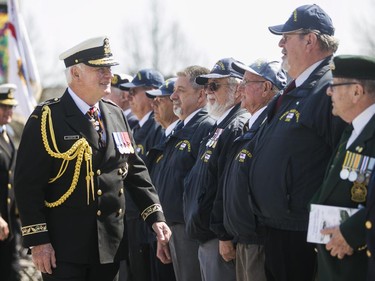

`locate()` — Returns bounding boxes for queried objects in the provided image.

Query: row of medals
[113,132,134,154]
[340,151,375,203]
[340,151,375,183]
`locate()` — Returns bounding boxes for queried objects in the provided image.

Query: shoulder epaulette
[39,97,61,108]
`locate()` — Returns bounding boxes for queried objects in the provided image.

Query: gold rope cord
[41,106,95,207]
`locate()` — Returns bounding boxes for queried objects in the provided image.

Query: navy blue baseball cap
[268,4,335,36]
[119,68,164,90]
[145,77,177,98]
[195,58,243,85]
[233,59,288,90]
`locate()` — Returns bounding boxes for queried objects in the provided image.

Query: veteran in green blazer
[310,55,375,281]
[14,37,171,281]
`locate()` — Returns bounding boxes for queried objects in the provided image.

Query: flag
[5,0,40,120]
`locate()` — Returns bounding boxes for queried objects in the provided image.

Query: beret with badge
[59,36,119,68]
[0,83,18,106]
[331,55,375,80]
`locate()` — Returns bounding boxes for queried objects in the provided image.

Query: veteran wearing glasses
[311,55,375,281]
[217,60,286,281]
[183,58,250,281]
[248,5,346,281]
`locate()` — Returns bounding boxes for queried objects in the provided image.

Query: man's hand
[219,240,236,262]
[152,222,172,264]
[156,240,172,264]
[0,216,9,241]
[152,222,172,245]
[321,226,354,259]
[31,243,56,274]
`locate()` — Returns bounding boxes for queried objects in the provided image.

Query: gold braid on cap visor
[41,105,95,207]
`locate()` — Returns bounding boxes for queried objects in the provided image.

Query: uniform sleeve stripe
[21,223,48,236]
[141,204,163,221]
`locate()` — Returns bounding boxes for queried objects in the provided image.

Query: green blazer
[311,114,375,281]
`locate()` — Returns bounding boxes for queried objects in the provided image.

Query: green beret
[331,55,375,80]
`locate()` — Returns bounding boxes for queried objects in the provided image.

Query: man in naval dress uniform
[14,36,171,281]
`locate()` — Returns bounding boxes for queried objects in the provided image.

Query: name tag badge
[64,135,80,141]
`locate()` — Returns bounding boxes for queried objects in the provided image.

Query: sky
[19,0,373,87]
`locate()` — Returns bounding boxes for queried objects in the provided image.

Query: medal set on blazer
[113,132,134,154]
[340,149,375,203]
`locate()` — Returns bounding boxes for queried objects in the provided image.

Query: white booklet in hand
[307,204,359,244]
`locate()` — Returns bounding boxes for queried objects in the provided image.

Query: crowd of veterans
[2,3,375,281]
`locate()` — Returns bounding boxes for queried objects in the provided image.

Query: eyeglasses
[239,80,265,87]
[327,82,360,91]
[204,82,232,92]
[281,32,309,43]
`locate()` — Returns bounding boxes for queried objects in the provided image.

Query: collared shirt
[138,111,152,128]
[347,103,375,148]
[68,87,99,114]
[184,108,203,126]
[0,125,5,133]
[123,108,132,116]
[166,119,179,137]
[216,106,234,126]
[295,59,324,87]
[248,106,267,129]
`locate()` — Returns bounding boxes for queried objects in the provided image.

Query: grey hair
[65,63,84,84]
[176,65,210,90]
[300,29,339,53]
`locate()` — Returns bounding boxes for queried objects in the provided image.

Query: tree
[355,1,375,56]
[120,0,207,77]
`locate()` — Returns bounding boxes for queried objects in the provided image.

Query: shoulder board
[38,97,61,107]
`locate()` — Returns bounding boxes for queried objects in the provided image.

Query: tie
[86,106,106,148]
[172,120,184,135]
[132,123,140,135]
[274,80,296,113]
[1,129,10,144]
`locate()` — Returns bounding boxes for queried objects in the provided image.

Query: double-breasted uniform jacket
[0,129,17,239]
[311,114,375,281]
[365,168,375,280]
[14,90,165,264]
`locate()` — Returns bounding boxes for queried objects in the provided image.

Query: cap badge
[112,75,118,84]
[293,9,298,22]
[104,38,111,54]
[137,72,142,80]
[214,60,225,71]
[7,92,14,99]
